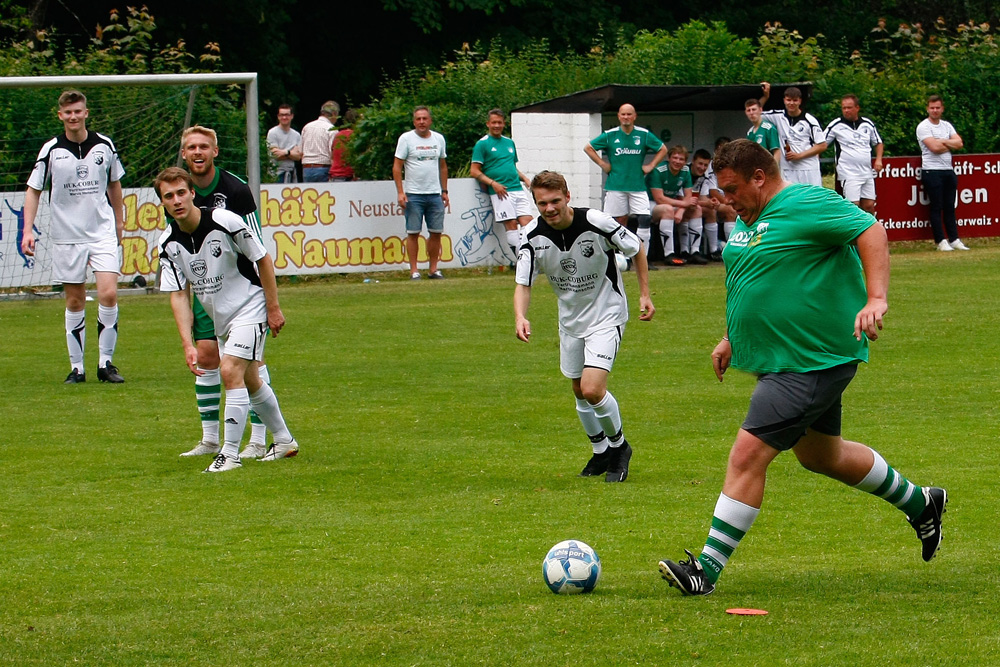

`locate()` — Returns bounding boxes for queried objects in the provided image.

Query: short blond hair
[181,125,218,149]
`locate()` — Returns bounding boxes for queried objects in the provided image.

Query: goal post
[0,72,259,292]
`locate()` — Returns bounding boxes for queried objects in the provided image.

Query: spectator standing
[760,82,827,186]
[300,101,338,183]
[584,104,668,226]
[824,95,884,214]
[329,109,358,182]
[266,104,302,184]
[393,106,448,280]
[745,98,781,166]
[916,95,969,251]
[470,108,533,257]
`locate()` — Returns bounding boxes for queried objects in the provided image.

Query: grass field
[2,244,999,665]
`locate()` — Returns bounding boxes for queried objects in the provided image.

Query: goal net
[0,73,260,294]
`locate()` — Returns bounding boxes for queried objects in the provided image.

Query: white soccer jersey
[763,110,825,173]
[158,207,268,336]
[27,132,125,244]
[516,207,640,337]
[916,119,957,170]
[824,116,882,179]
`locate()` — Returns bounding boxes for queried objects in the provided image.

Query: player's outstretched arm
[712,337,732,382]
[20,187,41,256]
[169,288,202,375]
[256,254,285,337]
[631,246,655,321]
[853,222,890,341]
[514,283,532,342]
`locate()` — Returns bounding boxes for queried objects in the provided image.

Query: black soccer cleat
[64,368,86,384]
[659,549,716,596]
[908,486,948,562]
[688,252,709,265]
[605,441,632,483]
[579,448,614,477]
[97,361,125,383]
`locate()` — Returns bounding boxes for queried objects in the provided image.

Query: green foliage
[0,7,248,191]
[353,18,1000,177]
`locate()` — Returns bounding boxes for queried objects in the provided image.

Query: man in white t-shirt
[266,104,302,183]
[515,170,654,483]
[824,94,884,214]
[21,90,126,384]
[155,167,299,472]
[916,95,968,251]
[393,106,449,279]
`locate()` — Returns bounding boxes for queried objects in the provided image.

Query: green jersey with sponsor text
[722,184,876,374]
[471,133,523,195]
[589,126,663,192]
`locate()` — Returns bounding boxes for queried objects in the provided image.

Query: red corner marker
[726,608,768,616]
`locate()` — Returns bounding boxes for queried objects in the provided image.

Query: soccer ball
[542,540,601,594]
[615,253,630,272]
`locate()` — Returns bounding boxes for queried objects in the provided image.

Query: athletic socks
[248,364,270,446]
[676,222,690,255]
[636,226,651,256]
[591,391,624,447]
[222,387,250,458]
[698,493,760,585]
[249,383,292,444]
[854,448,927,518]
[196,368,222,445]
[505,229,520,256]
[65,309,86,373]
[704,222,719,254]
[687,217,703,255]
[658,220,675,256]
[575,397,609,454]
[96,304,118,367]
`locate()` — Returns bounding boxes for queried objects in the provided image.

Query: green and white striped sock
[854,448,926,518]
[698,493,759,585]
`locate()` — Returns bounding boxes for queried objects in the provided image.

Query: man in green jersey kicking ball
[659,139,947,596]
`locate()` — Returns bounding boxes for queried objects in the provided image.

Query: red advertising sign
[874,154,1000,241]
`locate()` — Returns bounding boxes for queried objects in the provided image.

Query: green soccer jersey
[471,134,523,195]
[590,126,664,192]
[646,163,692,199]
[721,184,876,374]
[747,121,781,153]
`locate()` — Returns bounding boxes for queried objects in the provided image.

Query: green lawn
[2,245,998,665]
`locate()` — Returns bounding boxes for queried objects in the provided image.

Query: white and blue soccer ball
[615,253,630,273]
[542,540,601,594]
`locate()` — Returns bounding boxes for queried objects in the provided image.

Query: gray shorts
[742,363,858,451]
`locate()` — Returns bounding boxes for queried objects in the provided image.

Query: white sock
[223,388,250,458]
[249,383,292,443]
[658,220,675,256]
[248,365,271,445]
[65,308,85,373]
[591,391,624,446]
[636,226,651,256]
[505,229,520,255]
[97,304,119,367]
[704,222,719,253]
[575,397,609,454]
[676,222,690,254]
[687,217,703,255]
[196,368,221,444]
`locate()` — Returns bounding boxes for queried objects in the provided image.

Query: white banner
[0,179,517,288]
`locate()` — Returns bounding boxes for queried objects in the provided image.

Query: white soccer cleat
[240,442,267,460]
[181,440,221,457]
[203,453,242,473]
[261,439,299,461]
[949,239,970,251]
[937,240,953,252]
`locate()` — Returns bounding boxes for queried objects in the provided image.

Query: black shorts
[742,363,858,451]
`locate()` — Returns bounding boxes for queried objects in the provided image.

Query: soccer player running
[824,94,884,215]
[177,126,275,460]
[470,109,533,257]
[658,140,947,596]
[155,167,298,473]
[21,90,126,384]
[585,104,668,228]
[515,171,654,483]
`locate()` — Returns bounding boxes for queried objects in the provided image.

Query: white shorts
[219,323,268,362]
[841,176,877,202]
[783,170,823,186]
[603,191,648,218]
[491,189,535,222]
[559,325,624,378]
[52,237,120,284]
